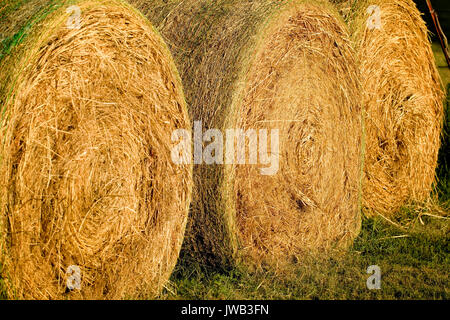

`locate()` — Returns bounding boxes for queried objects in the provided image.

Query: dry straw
[131,0,363,269]
[347,0,444,216]
[0,0,192,299]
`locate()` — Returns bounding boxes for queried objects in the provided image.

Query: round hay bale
[131,0,362,269]
[349,0,444,216]
[0,0,192,299]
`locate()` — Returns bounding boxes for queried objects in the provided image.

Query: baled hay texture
[329,0,353,19]
[350,0,444,216]
[131,0,362,269]
[0,0,192,299]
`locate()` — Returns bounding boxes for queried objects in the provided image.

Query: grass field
[0,45,448,301]
[161,210,448,300]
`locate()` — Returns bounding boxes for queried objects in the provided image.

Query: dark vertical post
[426,0,450,67]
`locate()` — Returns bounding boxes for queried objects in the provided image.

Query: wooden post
[426,0,450,67]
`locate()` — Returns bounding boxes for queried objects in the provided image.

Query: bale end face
[0,0,192,299]
[351,0,444,216]
[229,2,363,268]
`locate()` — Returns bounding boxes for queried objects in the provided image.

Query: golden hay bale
[0,0,192,299]
[131,0,362,269]
[348,0,444,216]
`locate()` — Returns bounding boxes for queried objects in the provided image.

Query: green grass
[159,210,448,300]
